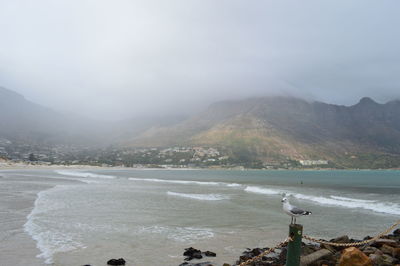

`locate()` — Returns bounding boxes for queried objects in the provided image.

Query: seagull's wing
[290,206,308,215]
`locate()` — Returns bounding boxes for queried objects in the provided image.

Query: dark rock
[204,251,216,257]
[320,243,336,254]
[329,235,351,251]
[393,229,400,236]
[370,253,394,266]
[315,259,335,266]
[330,235,350,243]
[371,238,398,248]
[301,245,317,256]
[278,247,287,264]
[179,262,214,266]
[362,246,378,256]
[250,248,263,256]
[380,244,394,255]
[183,247,203,261]
[393,247,400,259]
[107,258,126,265]
[184,247,201,256]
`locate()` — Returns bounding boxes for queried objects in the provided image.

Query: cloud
[1,0,399,119]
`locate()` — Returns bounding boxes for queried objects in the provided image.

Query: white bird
[282,197,312,224]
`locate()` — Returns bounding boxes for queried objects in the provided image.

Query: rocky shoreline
[177,228,400,266]
[79,229,400,266]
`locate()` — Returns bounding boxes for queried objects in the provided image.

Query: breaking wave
[138,226,214,243]
[128,177,241,188]
[55,170,116,179]
[244,185,400,215]
[167,191,229,201]
[244,186,283,195]
[24,186,85,264]
[292,193,400,215]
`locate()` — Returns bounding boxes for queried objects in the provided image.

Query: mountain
[2,86,400,168]
[0,87,67,143]
[129,96,400,168]
[0,87,185,146]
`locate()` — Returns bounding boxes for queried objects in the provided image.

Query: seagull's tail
[303,211,312,216]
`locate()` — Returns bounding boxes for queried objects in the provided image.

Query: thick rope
[303,219,400,247]
[238,219,400,265]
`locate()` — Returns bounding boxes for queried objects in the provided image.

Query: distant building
[299,160,328,166]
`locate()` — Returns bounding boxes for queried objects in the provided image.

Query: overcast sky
[1,0,400,119]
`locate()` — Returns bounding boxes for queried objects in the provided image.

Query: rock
[369,253,395,266]
[338,247,372,266]
[184,247,201,256]
[302,245,318,256]
[204,251,216,257]
[361,246,378,256]
[393,229,400,236]
[107,258,126,265]
[222,264,231,266]
[183,247,203,261]
[179,262,214,266]
[392,247,400,259]
[278,247,287,264]
[320,243,336,254]
[250,248,263,256]
[373,239,398,247]
[300,249,332,266]
[314,260,335,266]
[380,244,394,255]
[331,235,350,243]
[330,236,351,251]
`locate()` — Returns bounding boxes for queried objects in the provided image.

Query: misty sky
[1,1,400,119]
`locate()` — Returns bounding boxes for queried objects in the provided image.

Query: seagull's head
[281,197,288,203]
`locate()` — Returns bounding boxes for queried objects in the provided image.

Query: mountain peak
[357,97,377,105]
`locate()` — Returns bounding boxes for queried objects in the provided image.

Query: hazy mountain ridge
[130,96,400,167]
[0,87,185,146]
[1,86,400,168]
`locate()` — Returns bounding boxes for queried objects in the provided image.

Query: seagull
[282,197,312,224]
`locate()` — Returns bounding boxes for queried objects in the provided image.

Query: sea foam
[244,186,283,195]
[128,177,241,188]
[243,185,400,215]
[167,191,229,201]
[138,225,214,243]
[55,170,116,179]
[293,193,400,215]
[24,186,85,264]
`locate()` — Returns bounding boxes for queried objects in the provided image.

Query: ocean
[1,168,399,265]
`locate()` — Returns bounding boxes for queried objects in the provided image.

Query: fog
[1,0,400,120]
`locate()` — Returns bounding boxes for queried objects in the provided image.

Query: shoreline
[0,170,84,266]
[0,173,51,266]
[1,161,400,171]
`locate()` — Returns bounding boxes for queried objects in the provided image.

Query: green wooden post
[285,224,303,266]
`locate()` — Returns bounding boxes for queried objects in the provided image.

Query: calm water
[2,169,400,265]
